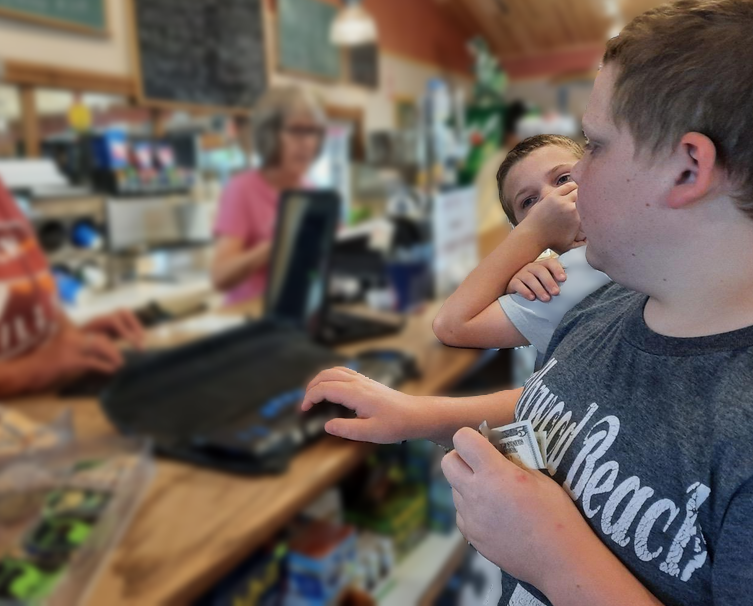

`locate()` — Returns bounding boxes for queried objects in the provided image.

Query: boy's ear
[666,133,717,210]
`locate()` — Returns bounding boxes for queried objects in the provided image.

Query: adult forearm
[212,244,268,292]
[0,355,53,398]
[434,224,546,338]
[409,387,523,449]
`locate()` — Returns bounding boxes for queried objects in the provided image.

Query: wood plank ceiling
[437,0,667,76]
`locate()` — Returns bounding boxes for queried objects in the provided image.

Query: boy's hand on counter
[82,309,146,349]
[524,182,583,253]
[36,327,124,389]
[506,258,567,302]
[302,367,422,444]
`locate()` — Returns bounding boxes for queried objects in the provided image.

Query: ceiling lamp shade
[603,0,624,39]
[330,2,378,46]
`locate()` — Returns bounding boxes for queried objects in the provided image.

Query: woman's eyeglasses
[283,126,325,139]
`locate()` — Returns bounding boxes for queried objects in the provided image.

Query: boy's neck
[642,217,753,338]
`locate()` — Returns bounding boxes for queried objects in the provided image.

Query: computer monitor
[265,190,341,335]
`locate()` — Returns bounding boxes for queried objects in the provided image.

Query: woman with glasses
[211,86,326,305]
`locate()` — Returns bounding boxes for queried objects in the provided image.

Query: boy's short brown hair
[496,135,584,226]
[604,0,753,218]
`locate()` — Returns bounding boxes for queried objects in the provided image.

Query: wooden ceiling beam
[510,0,556,51]
[449,0,516,56]
[483,11,523,55]
[549,0,581,47]
[435,0,484,40]
[500,41,605,62]
[501,43,604,79]
[460,0,521,56]
[468,0,536,56]
[577,0,611,41]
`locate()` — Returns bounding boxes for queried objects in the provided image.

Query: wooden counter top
[12,301,481,605]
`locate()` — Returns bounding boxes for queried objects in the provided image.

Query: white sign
[433,187,478,298]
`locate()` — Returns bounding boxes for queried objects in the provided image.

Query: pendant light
[330,0,378,46]
[604,0,624,39]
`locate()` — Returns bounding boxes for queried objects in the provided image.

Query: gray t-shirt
[499,247,611,354]
[498,283,753,606]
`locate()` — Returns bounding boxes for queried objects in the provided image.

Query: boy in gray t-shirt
[303,2,753,603]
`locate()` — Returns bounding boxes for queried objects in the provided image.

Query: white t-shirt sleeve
[498,247,611,354]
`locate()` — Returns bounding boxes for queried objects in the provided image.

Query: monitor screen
[266,190,340,334]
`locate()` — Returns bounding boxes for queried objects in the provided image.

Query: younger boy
[433,135,610,354]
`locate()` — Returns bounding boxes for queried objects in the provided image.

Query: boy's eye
[521,196,538,210]
[556,174,572,186]
[584,141,599,155]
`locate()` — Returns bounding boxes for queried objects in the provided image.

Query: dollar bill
[535,431,548,467]
[479,420,546,470]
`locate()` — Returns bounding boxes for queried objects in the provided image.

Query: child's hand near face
[507,258,567,302]
[523,181,583,253]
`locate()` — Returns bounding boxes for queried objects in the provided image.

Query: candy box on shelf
[0,435,153,606]
[284,519,357,606]
[197,540,287,606]
[346,486,427,558]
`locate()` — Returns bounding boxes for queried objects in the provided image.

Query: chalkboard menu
[347,44,379,88]
[132,0,267,111]
[278,0,341,80]
[0,0,106,35]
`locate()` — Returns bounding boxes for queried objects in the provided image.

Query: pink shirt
[214,170,282,305]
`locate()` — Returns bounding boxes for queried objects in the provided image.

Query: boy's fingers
[301,381,357,413]
[556,181,578,196]
[441,450,473,490]
[324,417,379,443]
[530,265,561,296]
[521,274,551,302]
[542,259,567,282]
[508,279,536,301]
[306,367,359,392]
[453,427,497,472]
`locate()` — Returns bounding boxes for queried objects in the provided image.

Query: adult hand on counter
[302,367,422,444]
[82,309,145,349]
[33,326,124,391]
